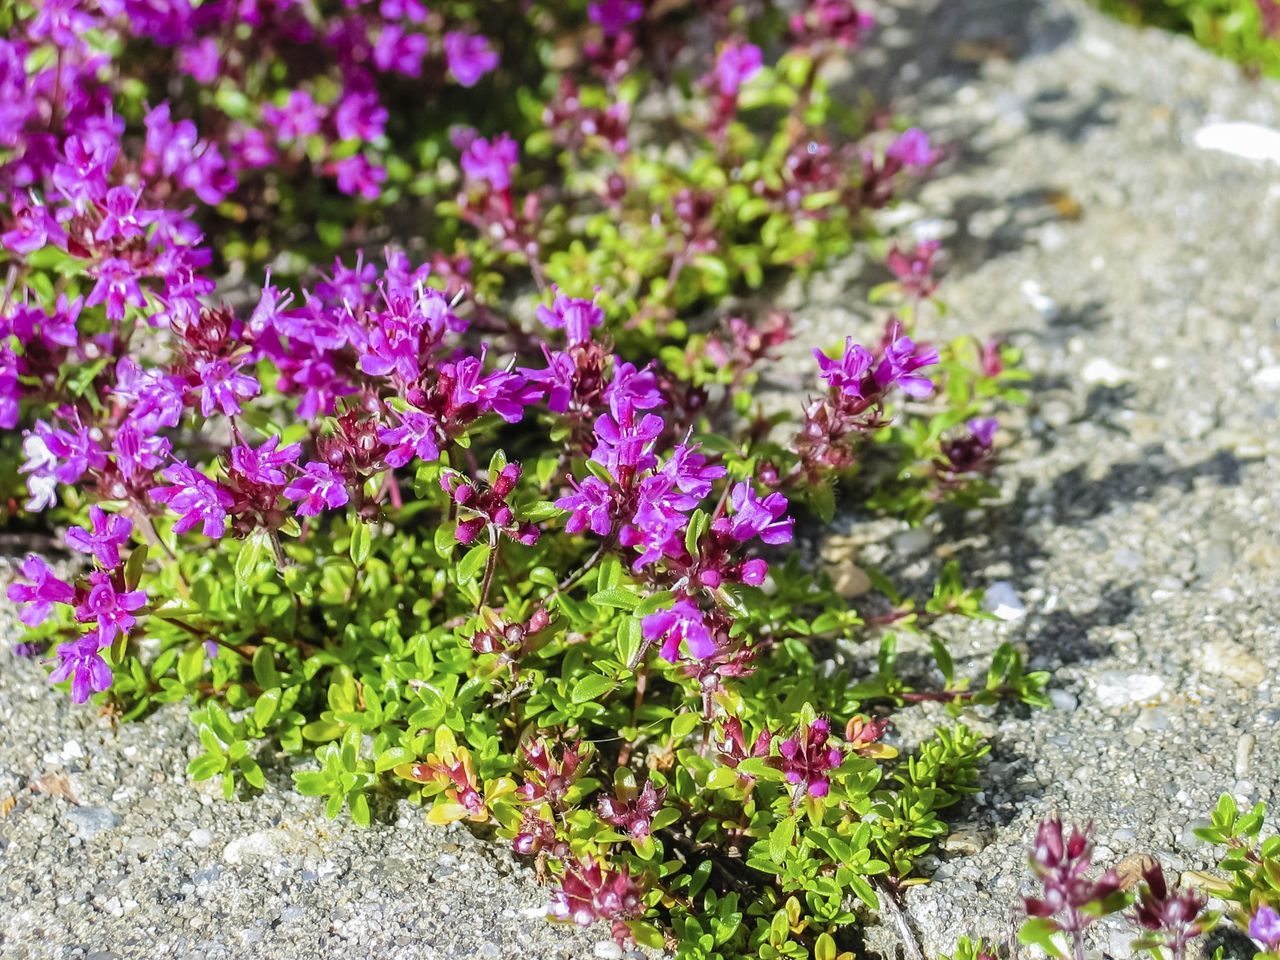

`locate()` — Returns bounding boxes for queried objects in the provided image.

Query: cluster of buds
[704,311,793,372]
[885,239,942,300]
[596,771,667,840]
[470,606,553,661]
[1132,863,1213,960]
[516,738,590,810]
[513,806,567,858]
[170,304,261,419]
[844,715,896,760]
[442,462,538,546]
[935,417,999,489]
[549,857,643,945]
[775,717,844,801]
[404,749,485,821]
[542,77,630,155]
[1025,819,1122,935]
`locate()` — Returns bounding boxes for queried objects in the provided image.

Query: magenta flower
[444,32,498,87]
[1,198,67,254]
[656,443,725,500]
[445,352,540,423]
[49,634,114,704]
[262,89,324,142]
[87,258,147,321]
[194,358,261,417]
[94,186,152,243]
[777,717,843,798]
[873,323,939,398]
[460,133,518,192]
[597,778,667,839]
[1025,819,1122,933]
[0,346,17,430]
[535,290,604,346]
[150,461,235,538]
[75,571,147,644]
[229,435,302,486]
[373,25,429,77]
[556,476,615,536]
[6,554,75,627]
[519,347,576,413]
[1251,906,1280,953]
[814,337,873,397]
[642,599,715,661]
[887,128,937,169]
[713,42,763,97]
[716,483,793,545]
[66,506,133,569]
[379,410,441,468]
[330,154,387,200]
[112,423,172,480]
[604,361,663,416]
[587,0,644,36]
[284,461,349,517]
[590,401,664,476]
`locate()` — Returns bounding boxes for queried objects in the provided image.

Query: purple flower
[887,127,937,169]
[75,571,147,644]
[150,461,235,538]
[588,0,644,35]
[87,258,147,321]
[460,133,518,192]
[194,358,261,417]
[374,24,429,77]
[112,423,171,480]
[446,351,540,423]
[378,410,441,467]
[874,323,939,398]
[6,554,75,627]
[968,417,998,447]
[178,37,220,83]
[519,347,576,413]
[604,361,662,415]
[113,357,185,431]
[590,401,664,475]
[23,419,108,490]
[49,634,113,704]
[333,91,388,142]
[2,198,67,254]
[619,502,686,570]
[814,337,873,397]
[0,345,17,430]
[65,506,133,569]
[94,186,152,243]
[656,443,724,500]
[777,718,843,798]
[229,436,302,486]
[535,290,603,346]
[597,779,667,839]
[284,461,349,517]
[555,476,615,536]
[642,599,715,661]
[713,42,763,97]
[1025,819,1122,933]
[263,89,325,142]
[330,154,387,200]
[1251,906,1280,952]
[716,482,793,545]
[444,32,498,87]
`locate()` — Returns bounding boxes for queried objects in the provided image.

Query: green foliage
[1098,0,1280,76]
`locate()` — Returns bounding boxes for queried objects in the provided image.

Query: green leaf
[572,674,615,704]
[187,754,226,781]
[253,689,281,728]
[671,712,700,740]
[251,646,279,689]
[769,817,796,863]
[235,535,265,585]
[457,543,490,585]
[590,588,639,611]
[349,522,372,567]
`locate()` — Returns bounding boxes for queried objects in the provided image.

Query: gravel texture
[3,1,1280,958]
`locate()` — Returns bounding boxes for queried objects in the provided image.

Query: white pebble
[983,581,1027,621]
[1081,357,1132,386]
[1095,671,1164,709]
[1194,121,1280,163]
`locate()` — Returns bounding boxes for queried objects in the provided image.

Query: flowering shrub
[2,0,1043,955]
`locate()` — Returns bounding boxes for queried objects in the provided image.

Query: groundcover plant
[2,1,1043,956]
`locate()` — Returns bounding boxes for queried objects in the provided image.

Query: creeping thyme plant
[2,0,1042,955]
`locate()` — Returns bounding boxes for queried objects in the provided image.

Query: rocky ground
[3,0,1279,958]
